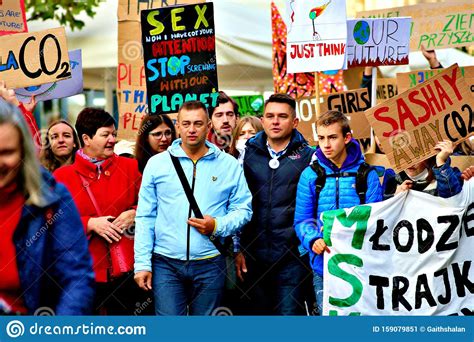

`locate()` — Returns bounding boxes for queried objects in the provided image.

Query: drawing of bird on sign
[309,0,331,40]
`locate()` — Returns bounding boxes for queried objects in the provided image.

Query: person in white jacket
[134,100,253,316]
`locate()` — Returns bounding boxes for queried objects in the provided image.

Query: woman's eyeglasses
[149,130,172,139]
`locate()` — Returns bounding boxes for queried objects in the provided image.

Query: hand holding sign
[0,80,19,106]
[434,140,454,167]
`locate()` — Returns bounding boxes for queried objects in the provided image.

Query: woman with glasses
[135,114,176,173]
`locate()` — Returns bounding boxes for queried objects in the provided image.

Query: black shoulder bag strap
[355,162,376,205]
[310,160,326,220]
[170,154,226,255]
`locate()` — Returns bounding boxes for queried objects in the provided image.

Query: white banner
[286,0,347,73]
[323,179,474,316]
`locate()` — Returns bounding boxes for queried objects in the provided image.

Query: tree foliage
[25,0,102,31]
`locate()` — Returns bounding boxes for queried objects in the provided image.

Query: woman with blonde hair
[229,116,263,158]
[0,100,94,315]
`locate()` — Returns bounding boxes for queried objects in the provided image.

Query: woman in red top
[54,108,146,315]
[0,100,94,315]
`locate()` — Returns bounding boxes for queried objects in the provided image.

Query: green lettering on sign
[328,254,364,308]
[323,205,371,250]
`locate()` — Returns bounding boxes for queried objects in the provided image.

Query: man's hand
[235,252,247,282]
[312,238,330,255]
[435,140,454,167]
[88,216,122,243]
[188,215,216,235]
[395,180,413,194]
[134,271,152,291]
[113,209,136,231]
[461,166,474,180]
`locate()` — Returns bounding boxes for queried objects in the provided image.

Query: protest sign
[141,3,219,115]
[0,27,71,88]
[323,178,474,316]
[295,96,320,146]
[376,78,398,101]
[450,155,474,172]
[346,18,410,68]
[272,2,315,99]
[365,64,474,173]
[296,89,371,149]
[117,0,204,140]
[286,0,347,73]
[0,0,27,36]
[357,1,473,51]
[397,66,474,94]
[232,95,264,116]
[15,49,83,102]
[318,69,346,95]
[118,0,198,21]
[320,88,371,140]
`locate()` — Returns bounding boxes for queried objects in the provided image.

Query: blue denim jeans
[313,273,324,315]
[152,253,226,315]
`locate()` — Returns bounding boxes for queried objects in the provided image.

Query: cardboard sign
[232,95,264,116]
[320,88,371,140]
[346,18,410,68]
[118,101,148,141]
[365,64,474,173]
[0,27,71,88]
[0,0,28,36]
[141,3,219,115]
[450,155,474,172]
[118,0,198,22]
[295,96,320,146]
[323,179,474,315]
[364,153,391,169]
[272,2,315,99]
[357,1,474,51]
[397,66,474,94]
[286,0,347,73]
[376,78,398,101]
[15,49,83,102]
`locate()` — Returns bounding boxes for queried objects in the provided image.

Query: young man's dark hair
[264,93,296,117]
[208,91,239,118]
[75,108,116,145]
[316,110,351,136]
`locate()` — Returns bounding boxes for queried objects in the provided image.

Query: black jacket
[241,129,314,265]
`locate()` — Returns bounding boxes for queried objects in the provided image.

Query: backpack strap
[355,162,374,205]
[310,160,326,220]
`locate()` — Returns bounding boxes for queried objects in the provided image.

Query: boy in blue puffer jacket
[294,110,383,315]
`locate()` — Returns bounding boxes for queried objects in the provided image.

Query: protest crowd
[0,0,473,317]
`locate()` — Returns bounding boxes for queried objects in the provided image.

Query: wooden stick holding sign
[365,64,474,173]
[0,27,71,89]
